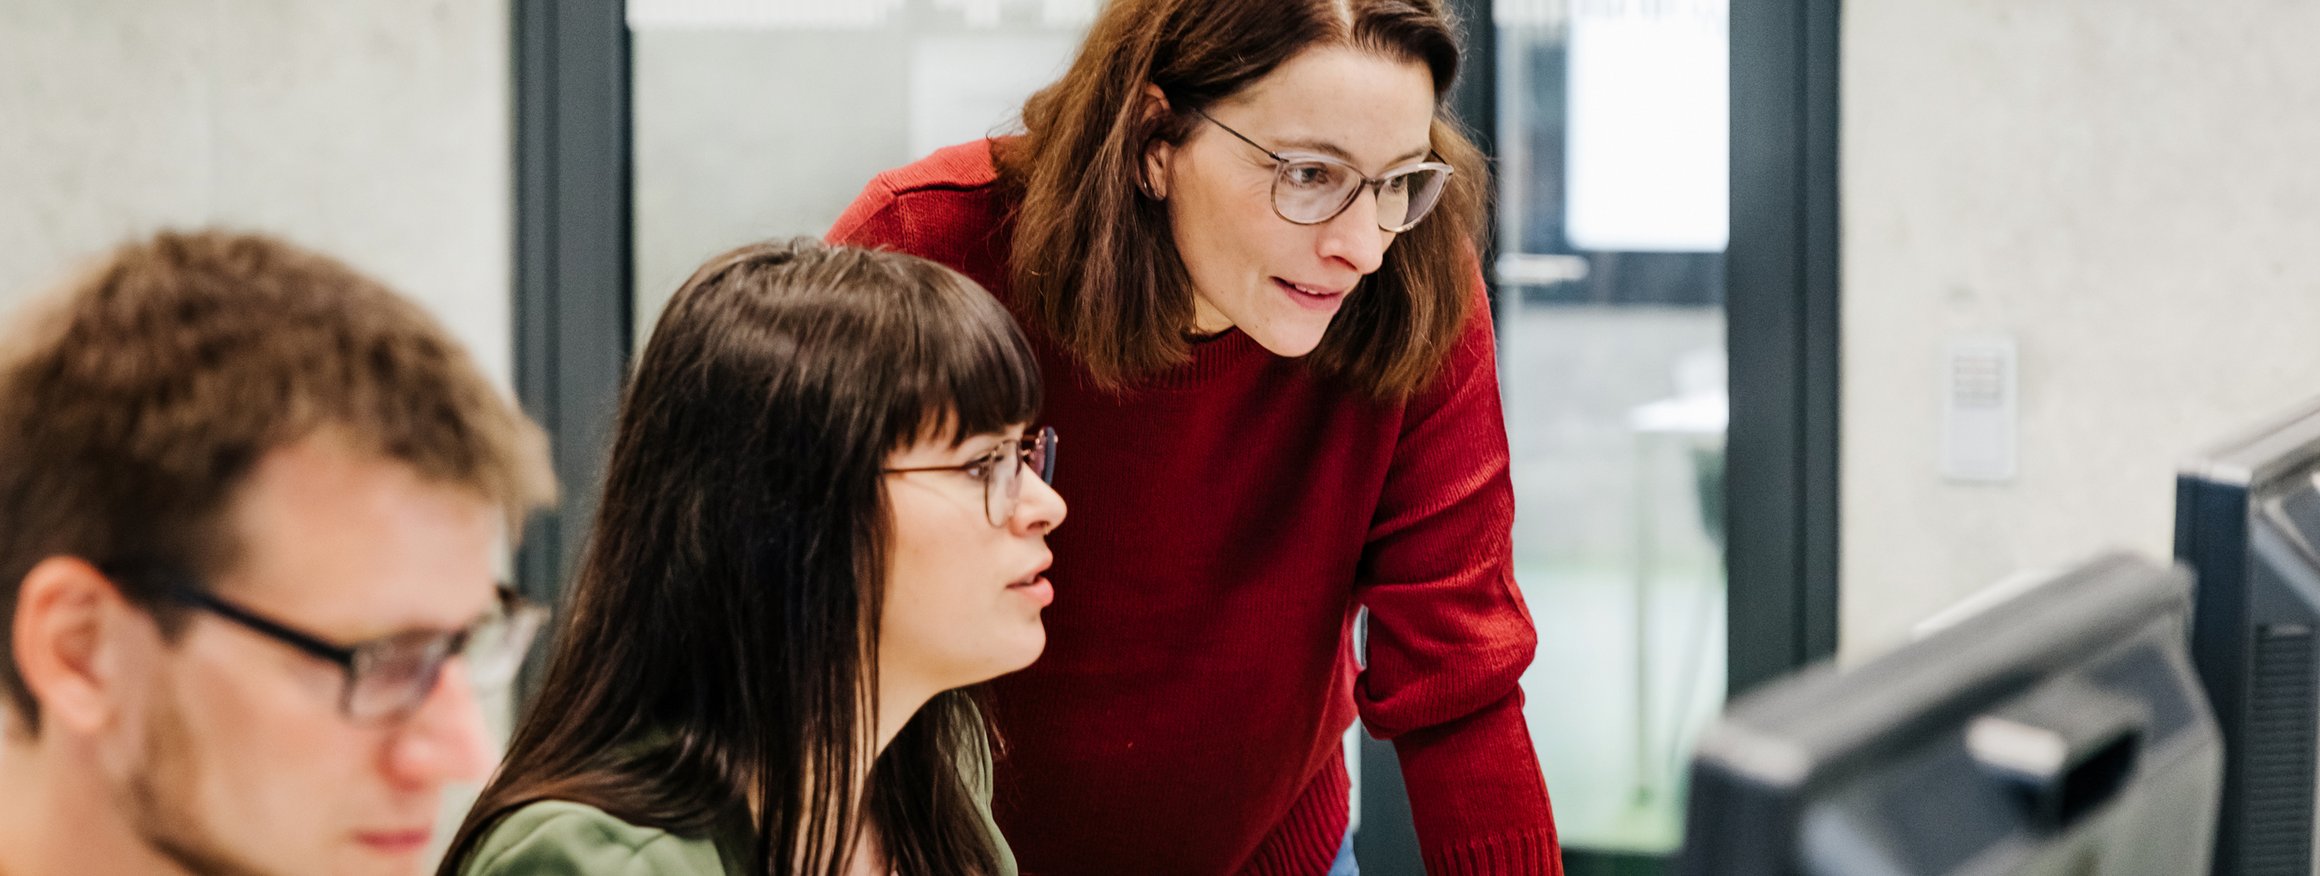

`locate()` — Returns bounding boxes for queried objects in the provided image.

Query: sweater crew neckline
[1128,327,1274,393]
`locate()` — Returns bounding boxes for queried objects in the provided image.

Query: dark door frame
[1725,0,1842,700]
[511,0,1839,869]
[510,0,630,692]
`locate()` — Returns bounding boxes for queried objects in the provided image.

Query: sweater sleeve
[1354,272,1562,875]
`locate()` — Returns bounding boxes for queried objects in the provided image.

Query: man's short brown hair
[0,229,556,729]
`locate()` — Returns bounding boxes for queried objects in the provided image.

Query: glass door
[1494,0,1731,864]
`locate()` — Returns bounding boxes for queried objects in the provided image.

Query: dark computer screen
[2178,396,2320,875]
[1678,553,2222,876]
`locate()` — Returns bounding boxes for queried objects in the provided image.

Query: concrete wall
[0,0,512,385]
[629,25,1080,343]
[1840,0,2320,659]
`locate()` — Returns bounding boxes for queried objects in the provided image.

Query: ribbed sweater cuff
[1421,828,1564,875]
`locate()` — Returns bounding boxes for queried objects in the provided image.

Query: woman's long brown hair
[439,240,1037,875]
[999,0,1490,398]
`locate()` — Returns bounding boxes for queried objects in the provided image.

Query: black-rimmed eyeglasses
[883,426,1057,528]
[1189,106,1454,233]
[105,565,547,723]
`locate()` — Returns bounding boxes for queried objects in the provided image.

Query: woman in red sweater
[829,1,1558,872]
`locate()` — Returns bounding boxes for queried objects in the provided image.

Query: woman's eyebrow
[1272,137,1433,167]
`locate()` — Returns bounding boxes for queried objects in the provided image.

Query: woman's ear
[1139,83,1173,201]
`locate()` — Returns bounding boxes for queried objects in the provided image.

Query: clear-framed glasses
[1189,106,1454,233]
[883,425,1058,528]
[103,564,548,723]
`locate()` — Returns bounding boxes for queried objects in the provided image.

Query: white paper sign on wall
[1942,335,2020,483]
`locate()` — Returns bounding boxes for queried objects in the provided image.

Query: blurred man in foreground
[0,230,556,875]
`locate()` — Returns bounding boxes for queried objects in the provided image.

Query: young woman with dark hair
[828,0,1558,873]
[440,239,1063,876]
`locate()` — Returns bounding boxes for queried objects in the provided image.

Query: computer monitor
[1677,553,2223,875]
[2177,396,2320,875]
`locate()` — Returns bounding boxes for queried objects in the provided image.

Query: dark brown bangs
[879,259,1044,451]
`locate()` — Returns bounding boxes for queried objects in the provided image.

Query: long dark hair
[441,239,1038,875]
[998,0,1489,398]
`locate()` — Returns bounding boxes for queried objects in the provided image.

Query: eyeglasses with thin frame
[103,564,548,724]
[883,425,1058,528]
[1188,106,1454,233]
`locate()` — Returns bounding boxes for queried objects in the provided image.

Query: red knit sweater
[830,140,1559,876]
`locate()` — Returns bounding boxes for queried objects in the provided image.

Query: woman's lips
[1275,277,1347,311]
[1008,575,1055,607]
[355,829,433,856]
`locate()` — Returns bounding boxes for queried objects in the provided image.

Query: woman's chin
[1006,626,1048,672]
[976,627,1048,682]
[1243,323,1331,359]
